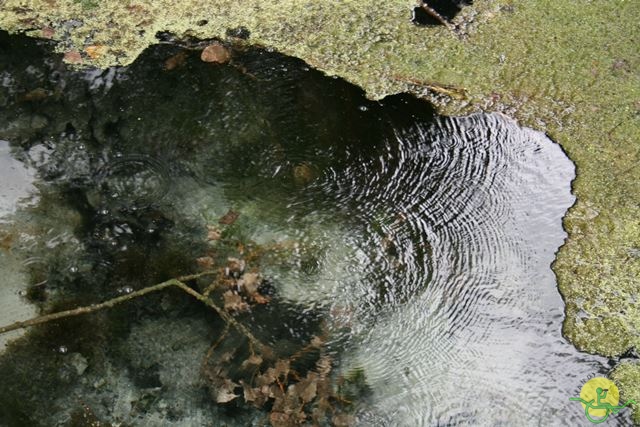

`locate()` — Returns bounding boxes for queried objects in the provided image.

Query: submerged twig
[0,278,180,335]
[420,2,455,30]
[392,74,467,99]
[174,281,268,354]
[203,324,230,366]
[0,270,268,353]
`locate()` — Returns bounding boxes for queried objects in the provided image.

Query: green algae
[1,0,639,421]
[612,362,640,424]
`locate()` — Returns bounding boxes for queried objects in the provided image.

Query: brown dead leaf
[223,290,249,312]
[206,225,221,241]
[295,374,318,403]
[196,256,215,270]
[241,354,263,369]
[256,368,277,388]
[219,209,239,225]
[269,412,290,427]
[316,356,332,377]
[332,414,355,427]
[0,233,13,251]
[85,45,106,60]
[242,383,267,406]
[218,352,234,363]
[310,335,324,348]
[63,50,82,64]
[270,384,286,407]
[164,51,188,70]
[261,384,271,396]
[201,43,231,64]
[238,272,261,295]
[41,26,55,39]
[292,163,316,185]
[216,379,239,403]
[253,294,271,304]
[273,359,290,379]
[21,88,49,102]
[225,257,245,277]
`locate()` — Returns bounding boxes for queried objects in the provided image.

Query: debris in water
[164,50,188,70]
[201,42,231,64]
[219,209,239,225]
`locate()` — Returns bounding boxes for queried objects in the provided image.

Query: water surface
[0,31,630,426]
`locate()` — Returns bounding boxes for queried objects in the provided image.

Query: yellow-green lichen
[612,362,640,424]
[0,0,639,419]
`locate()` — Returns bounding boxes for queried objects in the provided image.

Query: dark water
[412,0,473,25]
[0,32,631,426]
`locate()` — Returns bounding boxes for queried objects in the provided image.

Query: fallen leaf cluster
[204,338,356,427]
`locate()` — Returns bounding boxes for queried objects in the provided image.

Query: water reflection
[0,31,631,426]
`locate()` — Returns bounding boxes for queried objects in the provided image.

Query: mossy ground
[1,0,639,420]
[612,362,640,424]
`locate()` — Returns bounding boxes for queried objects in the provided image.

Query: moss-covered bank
[1,0,638,419]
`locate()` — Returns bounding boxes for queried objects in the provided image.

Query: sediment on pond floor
[0,29,636,426]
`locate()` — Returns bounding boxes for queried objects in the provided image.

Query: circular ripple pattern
[94,154,169,210]
[0,33,631,426]
[306,112,621,426]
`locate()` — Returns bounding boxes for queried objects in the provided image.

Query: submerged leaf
[225,257,246,277]
[223,290,249,312]
[238,272,261,294]
[242,381,269,407]
[216,379,240,403]
[196,256,215,270]
[219,209,239,225]
[269,411,291,427]
[164,51,188,70]
[206,225,221,240]
[295,374,318,403]
[242,354,263,369]
[332,414,355,427]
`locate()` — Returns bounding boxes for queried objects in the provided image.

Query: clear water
[0,32,631,426]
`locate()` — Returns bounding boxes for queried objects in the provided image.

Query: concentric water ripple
[310,113,617,425]
[92,154,170,210]
[0,32,631,426]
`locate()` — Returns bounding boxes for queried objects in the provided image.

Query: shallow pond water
[0,32,632,426]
